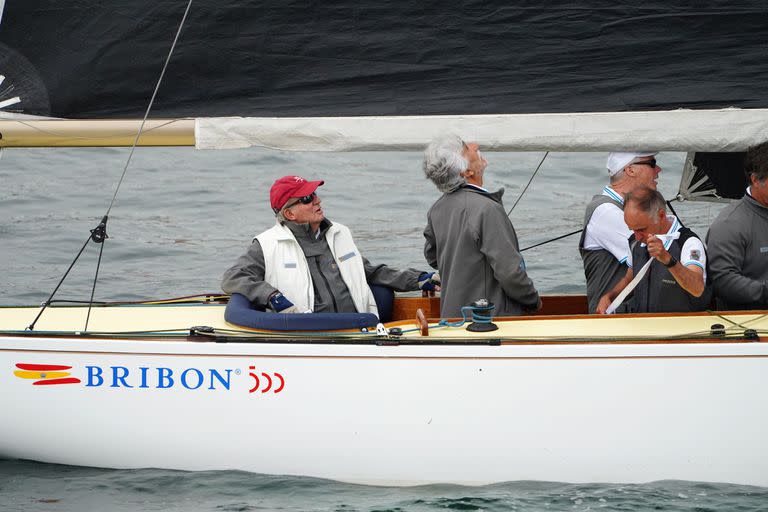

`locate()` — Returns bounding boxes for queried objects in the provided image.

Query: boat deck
[0,295,765,343]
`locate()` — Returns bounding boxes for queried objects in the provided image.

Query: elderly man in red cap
[222,175,438,316]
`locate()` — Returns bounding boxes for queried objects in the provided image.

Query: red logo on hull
[14,363,82,385]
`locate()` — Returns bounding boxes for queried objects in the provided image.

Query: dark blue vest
[628,227,713,313]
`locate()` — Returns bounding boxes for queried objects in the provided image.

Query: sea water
[0,147,723,303]
[3,147,762,511]
[2,459,768,511]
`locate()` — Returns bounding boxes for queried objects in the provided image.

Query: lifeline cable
[27,0,195,331]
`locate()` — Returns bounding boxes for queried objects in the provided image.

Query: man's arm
[221,240,279,306]
[477,205,540,309]
[362,257,423,292]
[707,220,768,306]
[667,262,705,297]
[423,217,438,269]
[596,267,634,314]
[646,235,705,297]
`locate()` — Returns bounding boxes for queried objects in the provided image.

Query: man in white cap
[578,151,662,313]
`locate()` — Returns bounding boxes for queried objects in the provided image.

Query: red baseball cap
[269,175,324,212]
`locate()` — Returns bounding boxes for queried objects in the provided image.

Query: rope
[439,302,496,328]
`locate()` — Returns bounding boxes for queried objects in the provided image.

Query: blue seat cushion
[369,284,394,322]
[224,293,380,331]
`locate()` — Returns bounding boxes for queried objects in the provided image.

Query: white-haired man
[422,135,540,318]
[579,151,662,313]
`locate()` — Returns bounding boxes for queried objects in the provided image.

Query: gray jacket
[222,219,422,312]
[705,192,768,310]
[423,185,540,318]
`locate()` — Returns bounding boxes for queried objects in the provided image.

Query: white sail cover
[196,108,768,152]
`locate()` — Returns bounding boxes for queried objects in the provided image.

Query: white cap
[606,152,658,176]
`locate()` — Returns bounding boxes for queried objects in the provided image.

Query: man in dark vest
[706,140,768,310]
[596,187,711,314]
[579,152,662,313]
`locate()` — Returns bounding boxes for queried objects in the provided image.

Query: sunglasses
[632,159,657,168]
[284,192,316,209]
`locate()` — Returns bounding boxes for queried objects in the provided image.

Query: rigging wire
[27,0,194,331]
[106,0,194,216]
[26,232,94,331]
[83,232,107,332]
[516,192,686,254]
[520,228,583,253]
[506,151,549,216]
[502,150,585,253]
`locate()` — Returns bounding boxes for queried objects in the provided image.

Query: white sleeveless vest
[255,222,378,315]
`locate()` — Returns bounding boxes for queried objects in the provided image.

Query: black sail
[1,1,768,119]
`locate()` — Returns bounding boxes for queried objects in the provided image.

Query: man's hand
[596,294,612,314]
[268,291,299,313]
[522,297,543,315]
[646,234,672,265]
[418,272,441,293]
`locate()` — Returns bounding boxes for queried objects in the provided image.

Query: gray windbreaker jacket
[705,192,768,310]
[423,185,540,318]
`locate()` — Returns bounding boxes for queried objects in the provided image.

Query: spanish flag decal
[14,363,81,385]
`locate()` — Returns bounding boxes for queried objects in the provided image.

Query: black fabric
[628,227,712,313]
[2,1,768,118]
[688,153,749,200]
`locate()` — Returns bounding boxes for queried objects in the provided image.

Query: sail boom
[0,118,195,147]
[1,109,767,152]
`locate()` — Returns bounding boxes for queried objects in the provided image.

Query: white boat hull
[2,334,767,486]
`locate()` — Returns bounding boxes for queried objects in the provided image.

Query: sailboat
[1,1,767,486]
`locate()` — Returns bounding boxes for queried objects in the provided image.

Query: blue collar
[602,186,624,205]
[662,216,680,250]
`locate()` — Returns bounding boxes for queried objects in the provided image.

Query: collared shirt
[582,186,631,264]
[627,215,707,279]
[464,183,489,193]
